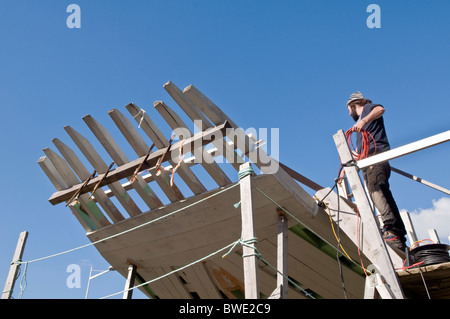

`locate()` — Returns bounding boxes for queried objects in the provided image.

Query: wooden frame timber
[48,121,231,205]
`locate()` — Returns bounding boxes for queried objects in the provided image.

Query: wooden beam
[334,129,405,299]
[2,231,28,299]
[123,264,137,299]
[239,163,259,299]
[276,211,288,298]
[48,121,231,205]
[357,130,450,169]
[400,211,418,245]
[391,166,450,196]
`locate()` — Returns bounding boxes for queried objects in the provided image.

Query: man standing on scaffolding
[344,91,408,253]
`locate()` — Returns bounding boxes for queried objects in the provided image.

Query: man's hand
[352,119,366,132]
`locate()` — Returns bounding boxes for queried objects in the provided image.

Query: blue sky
[1,1,449,299]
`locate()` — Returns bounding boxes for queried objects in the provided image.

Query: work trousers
[362,161,407,243]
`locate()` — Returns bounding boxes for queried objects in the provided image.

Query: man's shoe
[383,229,407,257]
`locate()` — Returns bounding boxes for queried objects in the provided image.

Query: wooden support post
[239,162,259,299]
[428,229,441,244]
[2,231,28,299]
[400,211,418,245]
[123,264,137,299]
[333,129,405,299]
[276,209,288,298]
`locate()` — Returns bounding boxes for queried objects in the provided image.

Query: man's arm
[352,105,385,132]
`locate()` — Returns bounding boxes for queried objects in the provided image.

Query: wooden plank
[2,231,28,299]
[38,156,95,231]
[239,163,259,299]
[397,261,450,299]
[152,101,232,187]
[357,130,450,169]
[333,129,404,299]
[164,81,243,171]
[108,108,187,202]
[64,126,142,217]
[43,148,110,228]
[183,84,239,129]
[123,264,137,299]
[391,166,450,196]
[49,120,231,205]
[428,229,441,244]
[83,115,164,210]
[53,138,125,223]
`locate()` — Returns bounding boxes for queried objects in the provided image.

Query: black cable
[411,244,450,266]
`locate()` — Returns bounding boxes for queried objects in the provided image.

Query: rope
[17,182,240,265]
[252,185,363,271]
[222,238,315,299]
[132,108,146,128]
[100,239,241,299]
[238,166,255,180]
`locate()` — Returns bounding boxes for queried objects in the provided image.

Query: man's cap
[347,91,364,106]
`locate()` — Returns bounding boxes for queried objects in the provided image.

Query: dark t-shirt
[356,103,390,155]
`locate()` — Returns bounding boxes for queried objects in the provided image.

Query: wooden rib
[183,84,322,189]
[52,138,125,223]
[49,121,231,205]
[183,84,239,129]
[163,81,243,171]
[153,101,232,187]
[125,103,211,194]
[42,148,110,228]
[83,114,164,210]
[181,83,274,172]
[38,156,94,231]
[108,108,186,202]
[64,126,142,217]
